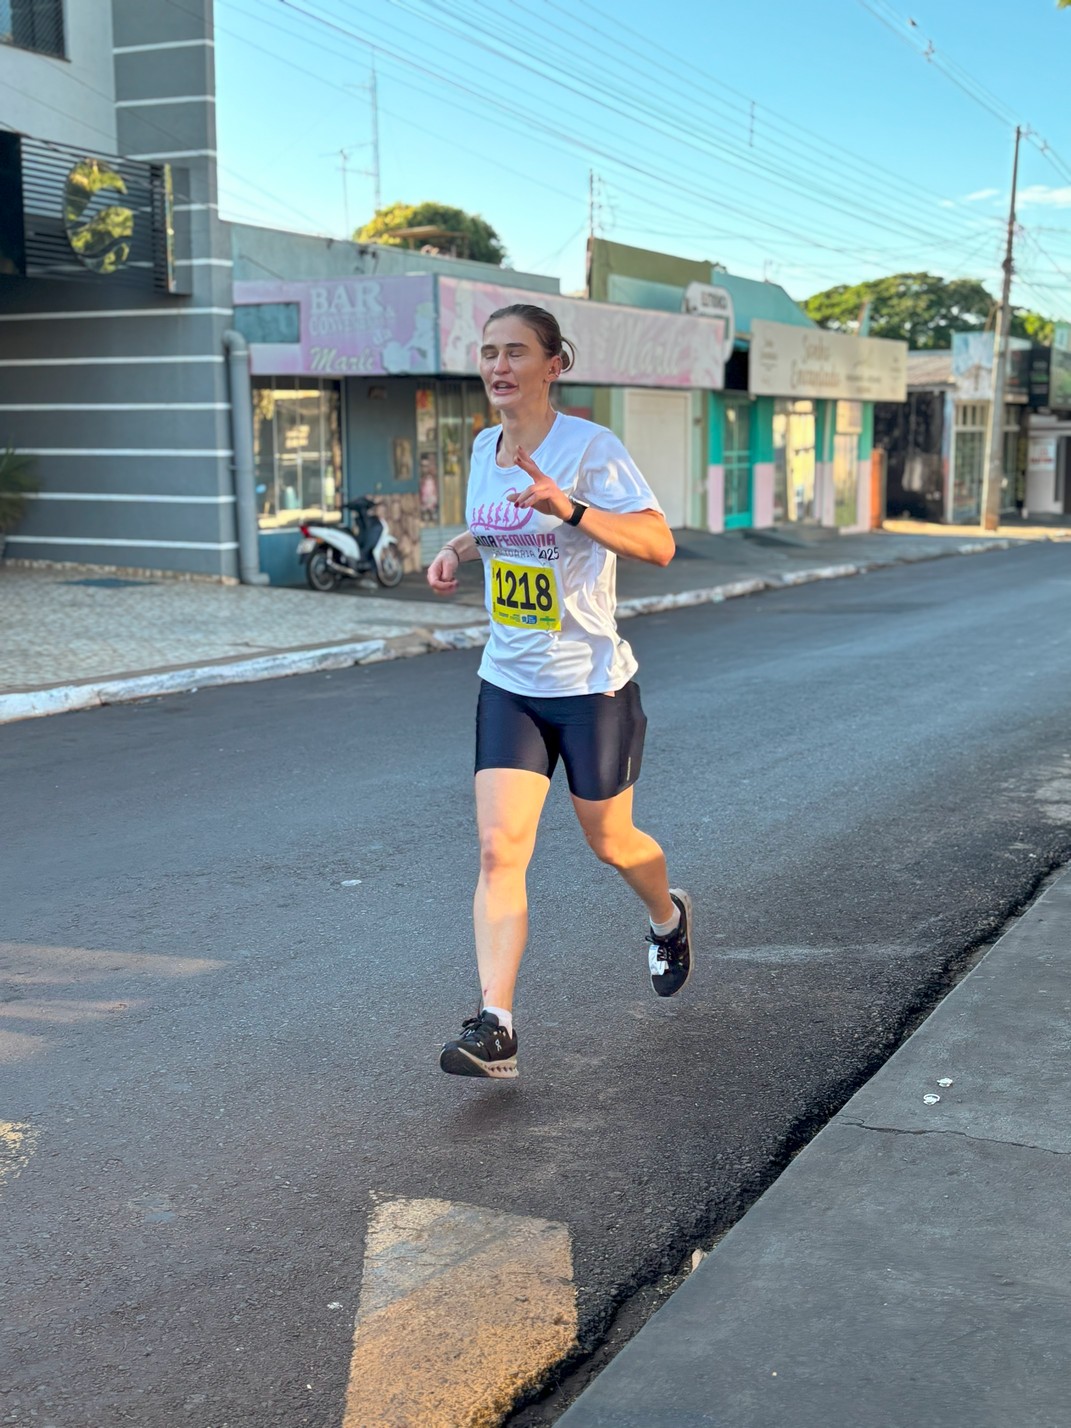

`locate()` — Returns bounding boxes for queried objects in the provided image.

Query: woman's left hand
[508,447,573,521]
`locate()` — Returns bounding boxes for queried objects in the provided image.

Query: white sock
[650,907,681,938]
[483,1005,514,1037]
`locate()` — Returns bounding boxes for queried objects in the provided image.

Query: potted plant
[0,447,39,560]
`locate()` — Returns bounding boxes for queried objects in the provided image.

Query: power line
[539,0,991,221]
[266,0,998,272]
[373,0,983,255]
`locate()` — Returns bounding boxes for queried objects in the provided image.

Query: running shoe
[440,1010,518,1079]
[648,889,694,997]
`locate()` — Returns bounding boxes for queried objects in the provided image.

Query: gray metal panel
[116,106,214,161]
[111,0,211,49]
[0,359,225,406]
[0,310,231,361]
[0,453,233,498]
[15,493,237,543]
[113,48,214,103]
[1,406,231,450]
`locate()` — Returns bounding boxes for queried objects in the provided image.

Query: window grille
[1,0,66,58]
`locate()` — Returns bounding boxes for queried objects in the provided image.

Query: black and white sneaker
[648,889,694,997]
[440,1010,518,1079]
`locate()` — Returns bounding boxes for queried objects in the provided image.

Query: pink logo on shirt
[470,496,534,533]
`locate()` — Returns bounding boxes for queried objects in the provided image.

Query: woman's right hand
[427,547,460,595]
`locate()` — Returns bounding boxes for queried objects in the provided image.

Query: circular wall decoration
[64,159,135,274]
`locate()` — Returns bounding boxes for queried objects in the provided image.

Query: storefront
[876,339,1031,525]
[748,321,906,530]
[583,239,899,532]
[235,271,728,582]
[1024,323,1071,519]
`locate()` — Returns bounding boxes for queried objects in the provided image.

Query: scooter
[297,495,404,592]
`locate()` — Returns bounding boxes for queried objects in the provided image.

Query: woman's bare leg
[570,785,675,923]
[473,767,551,1012]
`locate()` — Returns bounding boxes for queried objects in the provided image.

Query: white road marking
[345,1195,577,1428]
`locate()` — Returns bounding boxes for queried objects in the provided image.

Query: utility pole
[335,147,356,238]
[980,124,1022,532]
[369,59,381,213]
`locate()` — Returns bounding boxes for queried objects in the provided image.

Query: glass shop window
[252,377,343,529]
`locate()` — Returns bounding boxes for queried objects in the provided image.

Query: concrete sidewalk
[0,523,1055,723]
[558,867,1071,1428]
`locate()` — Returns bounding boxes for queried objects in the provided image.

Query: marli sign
[748,319,907,402]
[439,278,727,390]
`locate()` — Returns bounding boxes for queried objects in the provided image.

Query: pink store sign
[235,275,437,376]
[438,277,726,390]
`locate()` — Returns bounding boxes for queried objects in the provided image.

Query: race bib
[490,557,561,631]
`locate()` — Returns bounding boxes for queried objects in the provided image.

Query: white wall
[0,0,116,151]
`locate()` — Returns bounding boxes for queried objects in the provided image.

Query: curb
[0,540,1013,726]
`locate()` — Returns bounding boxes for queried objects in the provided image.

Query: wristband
[566,500,589,527]
[441,545,461,565]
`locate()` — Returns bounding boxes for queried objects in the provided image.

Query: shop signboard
[235,274,438,376]
[682,282,735,359]
[438,277,727,389]
[1028,434,1057,482]
[748,320,907,402]
[1049,322,1071,409]
[951,332,1031,401]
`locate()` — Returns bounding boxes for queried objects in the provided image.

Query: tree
[803,272,1056,349]
[1015,309,1056,346]
[803,272,994,349]
[355,202,506,265]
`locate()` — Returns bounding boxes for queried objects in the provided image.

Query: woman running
[427,302,693,1079]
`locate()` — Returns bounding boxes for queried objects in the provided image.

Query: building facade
[1,0,238,577]
[875,338,1032,524]
[588,239,907,534]
[232,251,729,583]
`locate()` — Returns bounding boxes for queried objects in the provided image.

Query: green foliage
[1013,309,1055,346]
[355,201,506,265]
[803,272,996,349]
[803,272,1057,350]
[0,447,38,534]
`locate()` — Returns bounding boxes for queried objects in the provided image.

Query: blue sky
[212,0,1071,315]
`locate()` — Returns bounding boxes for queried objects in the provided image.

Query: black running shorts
[474,678,647,802]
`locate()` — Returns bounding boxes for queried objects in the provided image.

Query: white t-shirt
[466,412,663,697]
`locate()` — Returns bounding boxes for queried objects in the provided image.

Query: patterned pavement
[0,566,480,692]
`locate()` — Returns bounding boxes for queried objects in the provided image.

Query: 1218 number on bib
[490,557,560,631]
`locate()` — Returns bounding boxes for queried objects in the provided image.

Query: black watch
[566,499,589,527]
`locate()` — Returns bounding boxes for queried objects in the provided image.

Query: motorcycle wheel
[305,550,342,592]
[375,541,404,588]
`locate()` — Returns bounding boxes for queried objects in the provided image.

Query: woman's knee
[583,825,627,867]
[478,825,531,878]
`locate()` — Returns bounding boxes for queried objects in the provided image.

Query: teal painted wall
[708,393,725,464]
[751,396,775,465]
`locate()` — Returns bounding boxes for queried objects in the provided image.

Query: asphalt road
[3,544,1071,1428]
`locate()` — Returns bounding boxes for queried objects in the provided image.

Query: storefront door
[723,399,752,529]
[624,388,690,527]
[773,399,816,522]
[417,379,496,563]
[833,401,862,527]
